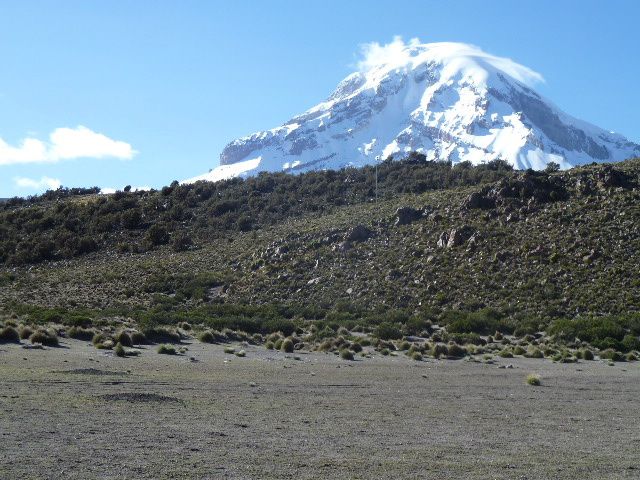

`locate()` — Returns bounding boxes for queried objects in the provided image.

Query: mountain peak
[185,39,640,184]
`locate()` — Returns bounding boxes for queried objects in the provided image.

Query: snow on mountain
[185,38,640,183]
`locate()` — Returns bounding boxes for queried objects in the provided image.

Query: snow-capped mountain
[186,39,640,183]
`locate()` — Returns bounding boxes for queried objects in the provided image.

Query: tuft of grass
[526,374,541,386]
[67,326,95,341]
[29,329,59,347]
[281,338,295,353]
[114,342,126,357]
[431,343,449,359]
[198,331,215,343]
[0,326,21,343]
[524,346,544,358]
[19,326,34,340]
[130,331,148,345]
[157,344,177,355]
[447,343,467,358]
[411,351,423,361]
[339,349,355,361]
[115,331,133,347]
[498,349,514,358]
[265,341,275,350]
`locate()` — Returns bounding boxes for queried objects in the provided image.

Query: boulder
[395,206,422,226]
[446,225,475,248]
[344,224,373,242]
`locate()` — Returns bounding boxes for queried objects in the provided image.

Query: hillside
[1,156,639,341]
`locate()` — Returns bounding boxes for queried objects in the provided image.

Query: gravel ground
[1,339,639,479]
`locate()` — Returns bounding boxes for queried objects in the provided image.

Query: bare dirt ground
[1,339,639,479]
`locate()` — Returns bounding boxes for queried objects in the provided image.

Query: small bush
[447,343,467,358]
[513,346,526,356]
[581,349,595,361]
[600,349,624,362]
[526,374,541,386]
[223,346,235,354]
[340,349,355,361]
[142,327,181,344]
[498,349,513,358]
[374,322,403,340]
[626,352,638,362]
[431,343,449,359]
[130,331,148,345]
[380,348,390,356]
[67,327,95,341]
[198,331,215,343]
[0,326,21,343]
[29,330,59,347]
[115,331,133,347]
[19,326,34,340]
[412,351,423,361]
[281,338,295,353]
[265,341,274,350]
[524,347,544,358]
[157,344,177,355]
[114,342,126,357]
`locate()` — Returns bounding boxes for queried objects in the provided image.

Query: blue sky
[1,0,639,197]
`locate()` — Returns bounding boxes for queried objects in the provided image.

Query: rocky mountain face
[186,41,640,183]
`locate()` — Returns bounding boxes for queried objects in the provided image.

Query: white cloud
[14,176,62,191]
[357,37,544,86]
[0,126,136,166]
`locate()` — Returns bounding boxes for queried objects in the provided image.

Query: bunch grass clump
[0,326,20,343]
[157,344,177,355]
[526,374,541,386]
[29,329,59,347]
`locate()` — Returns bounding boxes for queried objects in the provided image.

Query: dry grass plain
[1,338,639,479]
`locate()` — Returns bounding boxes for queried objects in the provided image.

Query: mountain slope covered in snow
[187,39,640,183]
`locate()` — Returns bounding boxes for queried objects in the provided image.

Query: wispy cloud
[14,176,62,191]
[0,126,136,166]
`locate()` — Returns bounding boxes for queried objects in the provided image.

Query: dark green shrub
[0,326,20,343]
[374,322,402,340]
[622,334,640,352]
[142,327,181,344]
